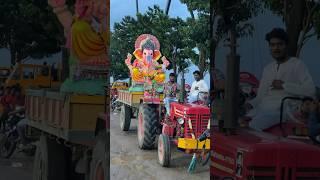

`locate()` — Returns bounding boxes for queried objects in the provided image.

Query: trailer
[26,87,109,180]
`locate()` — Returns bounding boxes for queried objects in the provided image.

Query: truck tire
[0,133,17,158]
[120,105,131,131]
[137,104,159,149]
[158,134,171,167]
[32,135,68,180]
[90,132,108,180]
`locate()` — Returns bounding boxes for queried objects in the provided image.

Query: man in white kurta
[246,28,316,131]
[189,70,209,103]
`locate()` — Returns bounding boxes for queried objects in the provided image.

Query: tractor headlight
[177,118,184,125]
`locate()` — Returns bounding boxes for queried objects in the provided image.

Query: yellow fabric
[154,73,165,83]
[132,68,165,83]
[71,19,107,62]
[132,68,144,82]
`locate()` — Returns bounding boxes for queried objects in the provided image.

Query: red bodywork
[211,127,320,179]
[162,102,210,145]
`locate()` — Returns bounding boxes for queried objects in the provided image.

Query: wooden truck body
[25,88,109,180]
[26,89,104,145]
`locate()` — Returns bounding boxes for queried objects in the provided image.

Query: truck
[4,63,62,91]
[26,86,109,180]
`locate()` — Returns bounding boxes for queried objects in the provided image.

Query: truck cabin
[5,63,62,92]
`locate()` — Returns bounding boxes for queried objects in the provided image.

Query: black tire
[90,132,108,180]
[120,105,131,131]
[32,135,68,180]
[137,104,159,149]
[157,134,171,167]
[0,133,17,159]
[22,145,36,157]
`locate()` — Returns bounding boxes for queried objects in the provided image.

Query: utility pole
[136,0,139,16]
[165,0,172,15]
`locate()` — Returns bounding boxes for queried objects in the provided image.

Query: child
[300,97,320,143]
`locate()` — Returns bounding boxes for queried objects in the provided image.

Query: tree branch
[296,1,318,57]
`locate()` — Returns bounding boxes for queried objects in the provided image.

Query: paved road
[0,152,33,180]
[0,111,209,180]
[110,111,210,180]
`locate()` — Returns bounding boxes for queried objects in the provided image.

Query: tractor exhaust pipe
[179,71,186,104]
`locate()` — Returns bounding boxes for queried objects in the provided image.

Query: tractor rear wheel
[157,134,171,167]
[120,105,131,131]
[137,104,159,149]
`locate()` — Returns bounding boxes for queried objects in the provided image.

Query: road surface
[0,111,209,180]
[0,152,33,180]
[110,111,210,180]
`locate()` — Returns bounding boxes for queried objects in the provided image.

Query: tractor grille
[296,167,320,179]
[184,114,210,138]
[247,166,276,179]
[246,166,320,179]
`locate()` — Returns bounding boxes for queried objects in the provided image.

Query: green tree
[0,0,64,65]
[211,0,261,70]
[180,0,210,77]
[263,0,320,57]
[209,0,262,98]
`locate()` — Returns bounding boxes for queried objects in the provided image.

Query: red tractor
[157,74,211,170]
[210,26,320,179]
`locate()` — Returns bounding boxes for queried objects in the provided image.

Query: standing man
[245,28,315,131]
[164,73,179,116]
[189,70,209,103]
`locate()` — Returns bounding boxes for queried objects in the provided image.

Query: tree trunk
[198,46,206,78]
[173,62,177,75]
[285,0,306,57]
[10,48,16,65]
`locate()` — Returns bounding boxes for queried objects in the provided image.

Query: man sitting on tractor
[189,70,209,103]
[244,28,316,131]
[164,73,180,116]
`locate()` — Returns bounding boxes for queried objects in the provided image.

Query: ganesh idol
[125,34,169,96]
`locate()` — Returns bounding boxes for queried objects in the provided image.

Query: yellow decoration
[177,138,210,150]
[71,19,107,62]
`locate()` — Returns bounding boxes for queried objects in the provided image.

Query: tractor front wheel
[157,134,171,167]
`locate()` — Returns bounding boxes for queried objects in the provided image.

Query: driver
[244,28,316,131]
[189,70,209,103]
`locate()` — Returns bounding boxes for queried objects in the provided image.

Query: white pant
[188,94,198,103]
[164,97,177,115]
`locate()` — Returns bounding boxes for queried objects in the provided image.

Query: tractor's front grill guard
[246,166,320,179]
[184,114,210,138]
